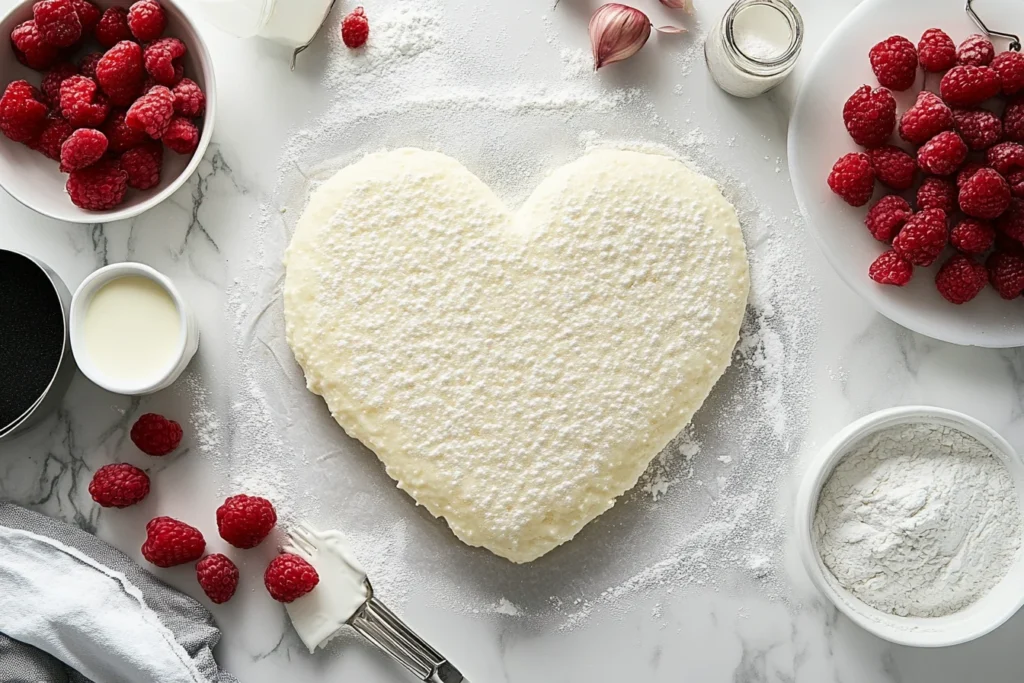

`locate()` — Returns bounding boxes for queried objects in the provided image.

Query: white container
[704,0,803,97]
[69,263,199,396]
[198,0,335,55]
[794,406,1024,647]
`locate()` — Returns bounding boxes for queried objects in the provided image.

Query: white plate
[788,0,1024,348]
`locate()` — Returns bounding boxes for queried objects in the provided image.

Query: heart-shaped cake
[284,148,748,563]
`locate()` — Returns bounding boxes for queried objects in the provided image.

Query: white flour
[814,422,1024,618]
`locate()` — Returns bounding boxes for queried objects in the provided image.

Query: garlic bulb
[589,3,652,69]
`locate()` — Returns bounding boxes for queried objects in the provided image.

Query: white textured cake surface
[283,148,748,563]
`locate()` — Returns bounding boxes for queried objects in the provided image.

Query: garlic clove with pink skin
[655,25,687,34]
[660,0,695,12]
[589,3,652,69]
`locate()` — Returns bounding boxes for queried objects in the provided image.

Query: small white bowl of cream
[70,263,198,396]
[795,406,1024,647]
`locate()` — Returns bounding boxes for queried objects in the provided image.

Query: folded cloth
[0,503,237,683]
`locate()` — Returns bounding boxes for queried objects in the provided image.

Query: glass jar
[704,0,804,98]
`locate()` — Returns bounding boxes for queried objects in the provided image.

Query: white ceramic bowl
[0,0,215,223]
[795,406,1024,647]
[69,262,198,395]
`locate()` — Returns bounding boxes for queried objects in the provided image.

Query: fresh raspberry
[144,37,185,86]
[66,159,127,210]
[102,108,147,152]
[171,78,205,117]
[11,20,60,70]
[916,176,958,213]
[843,85,896,147]
[41,62,78,106]
[264,554,319,603]
[60,127,107,172]
[1007,169,1024,198]
[0,81,48,144]
[827,152,875,206]
[126,85,174,138]
[94,7,131,48]
[96,41,145,106]
[341,6,369,49]
[987,251,1024,298]
[992,51,1024,96]
[196,554,239,604]
[1004,96,1024,142]
[78,51,102,79]
[865,195,912,242]
[957,34,995,67]
[867,145,915,189]
[869,35,918,91]
[127,0,166,42]
[59,75,110,128]
[162,116,199,154]
[957,161,986,188]
[950,218,996,254]
[71,0,101,32]
[997,198,1024,243]
[216,494,277,549]
[31,115,73,160]
[936,254,989,303]
[917,28,956,72]
[88,463,150,508]
[869,249,914,286]
[121,142,162,189]
[987,141,1024,176]
[130,412,183,455]
[899,91,953,144]
[940,65,1002,107]
[33,0,82,48]
[959,167,1011,219]
[917,130,967,176]
[142,516,206,568]
[951,108,1002,150]
[893,208,948,266]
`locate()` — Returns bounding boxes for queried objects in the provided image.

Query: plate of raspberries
[0,0,214,222]
[789,0,1024,347]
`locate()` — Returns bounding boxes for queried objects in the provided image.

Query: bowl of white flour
[795,406,1024,647]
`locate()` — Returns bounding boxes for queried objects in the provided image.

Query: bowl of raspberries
[789,0,1024,348]
[0,0,213,221]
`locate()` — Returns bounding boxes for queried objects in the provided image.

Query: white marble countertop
[3,0,1024,681]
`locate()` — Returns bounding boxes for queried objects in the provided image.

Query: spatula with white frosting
[284,522,469,682]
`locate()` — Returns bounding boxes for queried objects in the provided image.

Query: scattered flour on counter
[183,373,221,455]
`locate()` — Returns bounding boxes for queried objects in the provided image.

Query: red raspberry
[917,28,956,72]
[1004,96,1024,142]
[88,463,150,508]
[31,115,73,160]
[987,141,1024,176]
[916,176,957,213]
[997,198,1024,243]
[96,41,145,106]
[869,35,918,91]
[957,161,986,188]
[162,116,199,154]
[33,0,82,48]
[102,109,147,152]
[127,0,166,42]
[865,195,912,242]
[987,251,1024,298]
[867,145,915,189]
[130,412,182,455]
[216,494,277,549]
[940,65,1002,107]
[843,85,896,147]
[142,516,206,568]
[341,7,369,49]
[935,254,989,303]
[78,51,102,79]
[41,62,78,106]
[60,127,107,172]
[11,20,60,70]
[869,249,914,286]
[899,91,953,145]
[950,218,996,254]
[992,51,1024,96]
[917,130,967,176]
[94,7,131,48]
[959,167,1011,219]
[121,142,162,189]
[893,208,948,266]
[1007,169,1024,198]
[71,0,101,33]
[126,85,174,138]
[196,554,239,604]
[66,159,127,210]
[171,78,205,117]
[60,75,110,128]
[0,81,48,144]
[957,34,995,67]
[827,152,875,206]
[144,37,185,86]
[265,553,319,603]
[951,108,1002,151]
